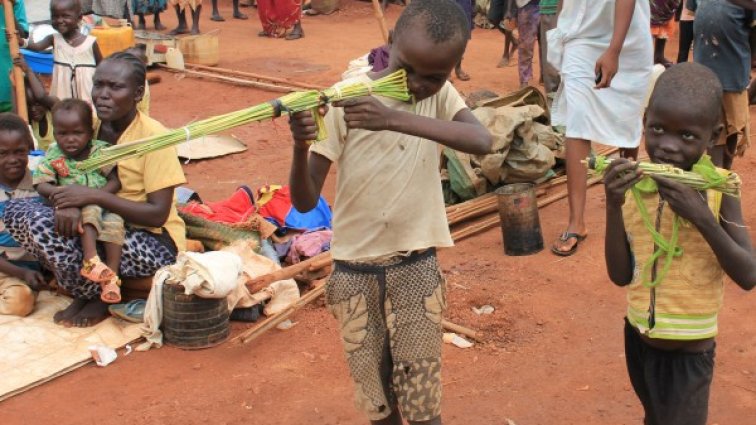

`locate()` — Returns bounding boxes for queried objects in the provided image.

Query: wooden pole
[3,0,27,122]
[371,0,390,44]
[157,65,300,93]
[244,252,332,294]
[179,62,326,91]
[442,319,479,341]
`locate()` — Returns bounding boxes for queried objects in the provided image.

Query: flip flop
[109,299,145,323]
[551,232,587,257]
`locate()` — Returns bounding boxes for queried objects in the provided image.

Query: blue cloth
[688,0,752,92]
[0,2,29,107]
[266,196,332,232]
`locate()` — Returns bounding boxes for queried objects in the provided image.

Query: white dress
[548,0,653,148]
[50,33,97,105]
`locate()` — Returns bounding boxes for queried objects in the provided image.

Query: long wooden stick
[442,319,479,341]
[3,0,27,122]
[244,252,331,294]
[235,279,327,344]
[371,0,390,43]
[179,62,325,90]
[157,65,299,93]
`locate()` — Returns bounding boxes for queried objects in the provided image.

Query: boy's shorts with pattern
[81,205,125,246]
[326,249,446,422]
[717,90,750,156]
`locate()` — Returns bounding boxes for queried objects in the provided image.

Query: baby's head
[389,0,470,101]
[645,63,724,171]
[52,99,94,159]
[50,0,82,36]
[0,113,31,185]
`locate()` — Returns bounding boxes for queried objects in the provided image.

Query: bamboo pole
[179,62,326,90]
[371,0,390,44]
[3,0,27,122]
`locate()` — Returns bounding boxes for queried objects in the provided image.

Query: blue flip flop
[108,299,146,323]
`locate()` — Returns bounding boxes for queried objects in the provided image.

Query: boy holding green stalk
[287,1,491,423]
[603,63,756,425]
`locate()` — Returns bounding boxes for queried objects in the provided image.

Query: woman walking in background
[548,0,653,256]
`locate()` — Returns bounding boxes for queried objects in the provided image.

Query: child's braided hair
[393,0,471,45]
[102,52,147,90]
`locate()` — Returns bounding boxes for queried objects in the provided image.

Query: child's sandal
[100,277,122,304]
[81,256,117,283]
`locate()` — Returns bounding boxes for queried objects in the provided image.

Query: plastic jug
[166,48,185,70]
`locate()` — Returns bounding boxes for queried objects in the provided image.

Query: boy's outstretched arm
[655,177,756,290]
[288,110,332,212]
[604,159,643,286]
[333,97,492,155]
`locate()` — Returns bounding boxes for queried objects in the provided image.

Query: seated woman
[5,52,186,328]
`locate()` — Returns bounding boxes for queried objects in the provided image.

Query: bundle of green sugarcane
[78,70,411,172]
[584,155,741,197]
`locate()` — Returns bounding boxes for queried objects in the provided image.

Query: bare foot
[154,22,167,30]
[211,13,225,21]
[169,26,189,35]
[135,22,147,30]
[258,30,270,37]
[233,12,248,19]
[54,298,87,326]
[190,27,200,35]
[70,299,110,328]
[497,57,510,68]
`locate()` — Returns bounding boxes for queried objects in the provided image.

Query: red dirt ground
[4,3,756,424]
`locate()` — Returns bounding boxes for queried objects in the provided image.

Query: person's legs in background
[516,1,539,87]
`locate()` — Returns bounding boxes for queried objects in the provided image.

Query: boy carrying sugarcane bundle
[600,63,755,425]
[287,1,492,423]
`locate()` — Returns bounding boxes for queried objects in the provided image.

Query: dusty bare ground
[3,3,756,424]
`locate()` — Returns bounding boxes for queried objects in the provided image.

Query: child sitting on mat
[603,63,755,425]
[33,99,124,304]
[287,1,492,423]
[23,0,102,106]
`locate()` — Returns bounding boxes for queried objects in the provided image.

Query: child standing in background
[603,63,755,425]
[24,0,102,106]
[133,0,167,30]
[688,0,752,170]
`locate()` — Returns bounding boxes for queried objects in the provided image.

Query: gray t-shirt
[688,0,752,92]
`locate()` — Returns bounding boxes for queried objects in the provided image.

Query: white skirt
[551,39,653,148]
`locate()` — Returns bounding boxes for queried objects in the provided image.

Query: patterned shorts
[81,205,125,246]
[326,249,446,422]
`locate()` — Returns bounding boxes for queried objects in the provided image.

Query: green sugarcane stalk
[584,155,741,197]
[79,70,411,172]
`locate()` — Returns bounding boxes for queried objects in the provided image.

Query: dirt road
[4,3,756,424]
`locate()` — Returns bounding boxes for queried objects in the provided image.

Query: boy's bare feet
[54,298,87,326]
[70,299,110,328]
[497,56,510,68]
[210,13,225,21]
[258,30,270,37]
[234,11,248,19]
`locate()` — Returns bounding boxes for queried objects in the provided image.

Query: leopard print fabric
[5,199,177,300]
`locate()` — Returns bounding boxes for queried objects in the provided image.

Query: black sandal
[551,232,587,257]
